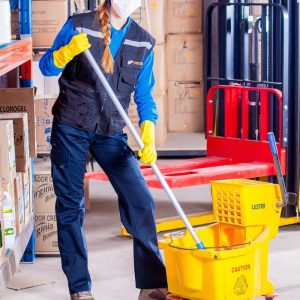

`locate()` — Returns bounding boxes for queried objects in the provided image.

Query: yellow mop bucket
[159,179,282,300]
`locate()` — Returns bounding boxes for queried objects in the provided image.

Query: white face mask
[111,0,141,19]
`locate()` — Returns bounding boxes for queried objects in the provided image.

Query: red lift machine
[85,84,293,232]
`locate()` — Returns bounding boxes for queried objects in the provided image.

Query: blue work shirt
[39,17,158,126]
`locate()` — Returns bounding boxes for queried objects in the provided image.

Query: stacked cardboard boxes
[11,0,68,47]
[35,98,55,153]
[0,120,17,249]
[34,158,59,254]
[128,0,168,147]
[167,0,203,34]
[0,110,33,253]
[32,0,68,48]
[129,0,205,143]
[0,113,30,172]
[0,113,31,237]
[132,0,166,44]
[0,90,43,245]
[166,0,204,133]
[168,81,204,132]
[0,88,36,157]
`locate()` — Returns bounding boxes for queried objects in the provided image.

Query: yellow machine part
[159,179,282,300]
[160,223,275,300]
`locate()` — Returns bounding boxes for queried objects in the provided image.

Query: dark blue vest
[52,11,155,135]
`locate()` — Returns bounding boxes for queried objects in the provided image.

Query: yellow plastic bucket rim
[159,227,270,259]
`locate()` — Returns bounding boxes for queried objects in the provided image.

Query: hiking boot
[139,288,169,300]
[70,291,95,300]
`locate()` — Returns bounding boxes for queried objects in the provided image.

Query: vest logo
[128,60,143,66]
[252,203,266,210]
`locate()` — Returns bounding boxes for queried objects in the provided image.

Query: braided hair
[98,0,114,73]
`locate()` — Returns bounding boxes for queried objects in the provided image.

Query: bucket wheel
[264,292,279,300]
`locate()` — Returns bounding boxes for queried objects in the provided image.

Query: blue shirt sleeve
[39,18,76,77]
[134,50,158,126]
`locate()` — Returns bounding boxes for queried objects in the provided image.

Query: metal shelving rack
[0,0,36,298]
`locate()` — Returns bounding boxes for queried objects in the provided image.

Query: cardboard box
[124,95,167,147]
[131,0,166,44]
[32,1,68,48]
[153,44,167,96]
[34,158,55,213]
[34,172,55,213]
[2,183,16,250]
[0,113,30,172]
[0,120,16,184]
[33,54,60,97]
[35,98,55,153]
[34,158,58,254]
[0,202,5,263]
[11,9,19,36]
[251,0,268,17]
[2,184,15,209]
[35,213,58,254]
[167,34,203,82]
[22,169,31,225]
[0,88,36,157]
[14,173,25,235]
[167,0,203,34]
[168,81,204,132]
[33,56,45,97]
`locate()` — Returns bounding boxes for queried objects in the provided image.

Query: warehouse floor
[3,160,300,300]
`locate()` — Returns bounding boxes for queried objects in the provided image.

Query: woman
[39,1,169,299]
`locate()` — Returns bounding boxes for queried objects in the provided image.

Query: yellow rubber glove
[53,33,91,68]
[138,120,157,165]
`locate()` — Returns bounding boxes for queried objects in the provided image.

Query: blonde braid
[98,0,114,73]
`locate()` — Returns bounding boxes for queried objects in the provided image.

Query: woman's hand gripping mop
[81,43,206,250]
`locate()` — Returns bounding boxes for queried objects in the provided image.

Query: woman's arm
[39,18,77,77]
[134,50,158,126]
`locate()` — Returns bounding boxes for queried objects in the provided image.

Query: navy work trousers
[50,121,167,294]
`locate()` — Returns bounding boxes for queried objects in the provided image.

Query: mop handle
[81,46,205,250]
[267,132,288,206]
